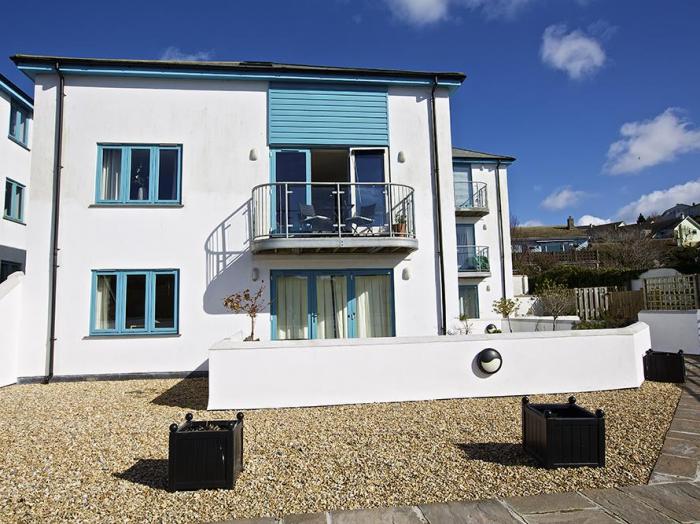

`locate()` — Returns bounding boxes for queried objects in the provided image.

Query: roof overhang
[0,74,33,110]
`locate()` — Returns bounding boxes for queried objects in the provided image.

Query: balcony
[251,182,418,254]
[455,182,488,216]
[458,245,490,277]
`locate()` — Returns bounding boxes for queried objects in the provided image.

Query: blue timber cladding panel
[268,84,389,146]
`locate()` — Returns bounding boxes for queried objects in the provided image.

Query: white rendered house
[0,73,32,282]
[8,55,514,382]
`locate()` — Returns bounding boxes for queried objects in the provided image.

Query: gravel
[0,378,680,523]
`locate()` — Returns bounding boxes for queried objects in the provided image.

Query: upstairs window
[91,269,179,335]
[96,145,181,204]
[9,103,30,147]
[3,178,25,223]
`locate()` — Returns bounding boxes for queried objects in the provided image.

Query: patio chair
[344,204,376,235]
[299,203,334,233]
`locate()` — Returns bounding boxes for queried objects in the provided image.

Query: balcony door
[271,149,311,235]
[272,270,394,340]
[453,163,473,208]
[456,223,477,271]
[350,149,388,230]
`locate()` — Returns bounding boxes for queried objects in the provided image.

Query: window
[459,285,480,319]
[9,103,29,147]
[90,269,179,335]
[0,261,22,283]
[96,145,182,204]
[3,178,25,223]
[271,269,394,340]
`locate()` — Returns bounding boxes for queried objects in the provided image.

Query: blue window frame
[90,269,179,335]
[270,268,395,340]
[9,102,29,147]
[3,178,25,223]
[95,144,182,204]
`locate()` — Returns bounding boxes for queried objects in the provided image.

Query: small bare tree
[492,297,518,333]
[223,282,267,341]
[537,281,575,330]
[595,228,666,270]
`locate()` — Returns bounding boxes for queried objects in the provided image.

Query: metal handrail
[457,245,490,272]
[455,181,488,210]
[251,182,416,241]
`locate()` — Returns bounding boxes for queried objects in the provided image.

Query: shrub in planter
[168,412,244,491]
[644,350,686,384]
[522,396,605,469]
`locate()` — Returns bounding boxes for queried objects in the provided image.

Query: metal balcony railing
[457,245,490,272]
[251,182,416,242]
[455,181,488,212]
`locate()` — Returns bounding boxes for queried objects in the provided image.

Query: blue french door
[453,163,473,208]
[271,149,311,235]
[456,223,477,270]
[271,270,395,340]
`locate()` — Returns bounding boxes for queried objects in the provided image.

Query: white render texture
[208,322,650,409]
[17,73,490,378]
[0,272,23,387]
[638,310,700,355]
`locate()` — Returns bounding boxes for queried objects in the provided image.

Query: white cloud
[160,46,213,61]
[617,178,700,223]
[383,0,535,25]
[521,219,544,227]
[541,187,586,210]
[605,108,700,175]
[540,24,606,79]
[577,215,611,226]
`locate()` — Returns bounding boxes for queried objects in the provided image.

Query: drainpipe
[494,160,507,300]
[430,77,447,335]
[44,62,65,384]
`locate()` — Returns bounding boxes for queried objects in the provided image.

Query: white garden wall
[208,322,650,410]
[0,272,23,387]
[638,310,700,355]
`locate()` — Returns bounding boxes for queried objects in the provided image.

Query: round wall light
[477,348,502,374]
[485,323,499,334]
[249,148,258,161]
[398,151,406,163]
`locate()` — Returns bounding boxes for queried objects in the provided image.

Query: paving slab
[505,491,595,515]
[653,453,699,479]
[330,506,423,524]
[581,487,676,523]
[521,509,620,524]
[419,499,518,523]
[663,437,700,459]
[670,418,700,434]
[675,408,700,420]
[283,513,327,524]
[622,482,700,522]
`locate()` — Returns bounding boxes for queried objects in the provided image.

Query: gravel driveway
[0,378,680,523]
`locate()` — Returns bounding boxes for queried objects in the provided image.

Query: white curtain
[316,275,348,339]
[101,149,121,200]
[275,276,309,340]
[355,275,392,338]
[95,275,116,329]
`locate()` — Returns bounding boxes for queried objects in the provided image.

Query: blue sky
[2,0,699,227]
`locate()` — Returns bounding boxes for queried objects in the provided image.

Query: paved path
[224,357,700,524]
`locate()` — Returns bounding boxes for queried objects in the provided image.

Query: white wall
[638,310,700,355]
[18,75,460,378]
[208,322,650,409]
[0,272,23,387]
[0,90,32,256]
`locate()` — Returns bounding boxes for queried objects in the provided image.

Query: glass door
[272,149,310,236]
[351,150,387,232]
[354,274,393,338]
[315,274,349,339]
[453,163,473,208]
[274,275,310,340]
[456,223,477,271]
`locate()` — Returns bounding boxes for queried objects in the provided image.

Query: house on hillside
[0,73,32,282]
[512,216,591,253]
[3,54,515,382]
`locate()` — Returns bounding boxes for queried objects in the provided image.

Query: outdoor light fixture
[486,285,491,292]
[485,323,499,334]
[483,224,487,230]
[251,267,259,281]
[398,151,406,163]
[249,148,258,161]
[477,348,502,374]
[402,267,411,280]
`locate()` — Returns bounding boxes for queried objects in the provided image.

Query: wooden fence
[575,286,644,321]
[643,274,700,310]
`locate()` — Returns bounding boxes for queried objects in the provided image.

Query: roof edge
[452,146,515,162]
[0,72,33,108]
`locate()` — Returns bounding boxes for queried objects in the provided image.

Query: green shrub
[530,266,643,292]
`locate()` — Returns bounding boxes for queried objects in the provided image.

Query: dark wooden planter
[644,350,686,383]
[522,396,605,469]
[168,412,244,491]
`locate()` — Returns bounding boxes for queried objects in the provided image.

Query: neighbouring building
[0,73,32,282]
[6,54,515,381]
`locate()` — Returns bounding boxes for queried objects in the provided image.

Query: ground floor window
[0,260,22,283]
[90,269,179,335]
[271,269,394,340]
[458,284,479,319]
